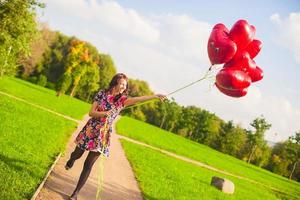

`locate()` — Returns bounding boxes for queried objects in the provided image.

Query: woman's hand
[101,109,114,117]
[155,94,167,101]
[89,102,116,118]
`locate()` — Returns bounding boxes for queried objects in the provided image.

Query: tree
[99,54,116,90]
[123,78,153,121]
[0,0,44,76]
[192,110,221,146]
[267,132,300,181]
[267,142,290,176]
[19,24,56,78]
[56,39,99,97]
[286,132,300,180]
[218,121,247,157]
[175,106,201,138]
[245,117,271,164]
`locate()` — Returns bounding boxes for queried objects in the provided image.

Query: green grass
[0,76,90,120]
[116,116,300,199]
[0,94,77,199]
[121,140,284,200]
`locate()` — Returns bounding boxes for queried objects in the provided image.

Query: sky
[39,0,300,142]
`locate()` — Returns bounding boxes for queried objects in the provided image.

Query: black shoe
[69,196,77,200]
[65,160,74,170]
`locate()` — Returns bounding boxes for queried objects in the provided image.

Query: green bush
[36,74,47,87]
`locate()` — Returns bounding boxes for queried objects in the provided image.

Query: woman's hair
[106,73,129,101]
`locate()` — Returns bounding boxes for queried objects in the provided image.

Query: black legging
[67,146,101,198]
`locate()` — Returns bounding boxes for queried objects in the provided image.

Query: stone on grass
[211,176,234,194]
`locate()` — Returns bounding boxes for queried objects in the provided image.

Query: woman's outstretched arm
[124,94,166,107]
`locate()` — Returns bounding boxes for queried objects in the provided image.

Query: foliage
[99,54,116,90]
[217,121,247,157]
[0,0,44,76]
[243,117,272,166]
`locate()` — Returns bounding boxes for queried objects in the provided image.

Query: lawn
[0,95,78,199]
[0,76,90,120]
[0,77,93,199]
[116,116,300,199]
[121,140,286,200]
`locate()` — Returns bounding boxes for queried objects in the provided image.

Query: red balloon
[250,25,256,37]
[215,82,248,97]
[216,68,251,90]
[207,23,237,65]
[245,39,262,59]
[248,66,263,82]
[224,51,256,73]
[229,20,255,50]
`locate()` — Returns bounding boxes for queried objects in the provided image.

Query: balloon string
[167,67,212,96]
[95,65,213,198]
[96,152,105,200]
[122,65,213,110]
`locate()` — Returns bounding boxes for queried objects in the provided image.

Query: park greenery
[0,0,299,187]
[121,139,298,200]
[117,116,300,199]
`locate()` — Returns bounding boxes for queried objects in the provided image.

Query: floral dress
[75,90,127,157]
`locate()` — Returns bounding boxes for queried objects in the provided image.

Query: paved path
[35,115,143,200]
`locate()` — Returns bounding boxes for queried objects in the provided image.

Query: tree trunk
[160,111,166,129]
[86,91,91,102]
[70,76,81,97]
[0,46,12,77]
[169,122,175,132]
[247,145,257,163]
[289,161,298,179]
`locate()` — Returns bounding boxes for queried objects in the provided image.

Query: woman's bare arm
[124,94,166,107]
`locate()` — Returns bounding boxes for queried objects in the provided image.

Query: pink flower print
[86,127,93,137]
[87,140,95,150]
[100,117,107,123]
[107,95,114,103]
[96,124,101,129]
[101,101,106,108]
[120,96,127,106]
[100,131,104,140]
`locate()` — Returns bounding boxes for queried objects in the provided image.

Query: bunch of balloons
[207,19,263,97]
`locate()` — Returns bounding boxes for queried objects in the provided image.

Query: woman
[65,73,166,199]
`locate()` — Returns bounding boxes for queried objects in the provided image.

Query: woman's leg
[65,146,84,170]
[70,151,101,198]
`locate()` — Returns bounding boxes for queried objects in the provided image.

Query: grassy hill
[116,116,300,199]
[0,76,90,120]
[0,77,90,199]
[1,77,299,199]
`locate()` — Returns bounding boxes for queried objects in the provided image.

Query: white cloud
[271,12,300,63]
[42,0,160,44]
[40,0,300,142]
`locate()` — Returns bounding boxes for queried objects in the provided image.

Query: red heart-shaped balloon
[229,20,255,50]
[216,68,251,90]
[248,66,263,82]
[215,82,248,97]
[207,23,237,65]
[224,51,256,73]
[245,39,262,59]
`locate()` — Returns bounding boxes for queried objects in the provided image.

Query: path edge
[30,153,62,200]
